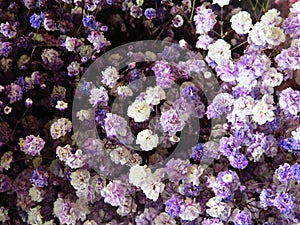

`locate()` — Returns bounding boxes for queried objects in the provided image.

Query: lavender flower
[30,168,49,188]
[234,211,252,225]
[165,195,183,218]
[193,7,217,34]
[19,135,45,156]
[275,163,292,183]
[273,192,295,214]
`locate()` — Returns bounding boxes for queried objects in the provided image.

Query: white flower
[116,86,133,97]
[262,68,283,87]
[196,34,214,50]
[0,207,9,223]
[76,109,91,121]
[109,146,131,165]
[291,1,300,13]
[136,129,159,151]
[127,100,151,122]
[264,26,285,47]
[129,165,148,187]
[260,9,282,26]
[29,186,44,202]
[232,96,255,118]
[70,169,91,190]
[207,39,231,66]
[179,200,201,221]
[27,206,43,225]
[89,87,109,107]
[252,95,275,125]
[206,197,231,221]
[101,66,119,88]
[212,0,230,7]
[230,11,253,34]
[154,212,176,225]
[144,86,166,105]
[55,100,68,111]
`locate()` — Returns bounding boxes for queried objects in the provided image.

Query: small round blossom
[230,11,253,34]
[0,151,13,171]
[64,37,82,52]
[30,13,45,28]
[213,0,230,7]
[196,34,214,50]
[101,66,119,88]
[260,9,282,26]
[154,212,176,225]
[76,109,91,121]
[234,211,252,225]
[116,86,133,97]
[104,113,134,145]
[207,39,231,66]
[19,135,45,156]
[6,83,23,104]
[179,200,201,221]
[65,149,86,169]
[109,145,131,165]
[101,180,127,206]
[172,15,184,28]
[30,168,49,188]
[275,163,291,183]
[165,195,184,218]
[82,15,98,29]
[206,197,231,221]
[50,118,72,139]
[252,94,275,125]
[193,7,217,34]
[136,129,159,151]
[56,144,72,162]
[67,61,81,77]
[160,109,185,135]
[89,87,109,107]
[0,207,9,223]
[29,186,44,202]
[41,48,64,70]
[55,100,68,111]
[127,100,151,122]
[273,192,295,214]
[144,8,156,20]
[0,22,17,38]
[0,41,12,57]
[144,86,166,105]
[70,169,91,190]
[278,88,300,115]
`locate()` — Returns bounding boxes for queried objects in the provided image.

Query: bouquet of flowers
[0,0,299,224]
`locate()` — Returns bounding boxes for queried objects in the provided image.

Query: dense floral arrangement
[0,0,300,224]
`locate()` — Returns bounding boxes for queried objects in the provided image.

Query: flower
[144,8,156,19]
[278,88,300,115]
[101,180,127,206]
[0,22,17,38]
[101,66,119,88]
[19,135,45,156]
[193,7,217,34]
[273,192,295,214]
[30,13,45,28]
[160,109,185,135]
[234,211,252,225]
[213,0,230,7]
[207,39,231,66]
[179,200,201,221]
[275,163,292,183]
[70,169,91,190]
[165,195,183,218]
[50,118,72,139]
[230,11,253,34]
[136,129,159,151]
[127,100,151,122]
[173,15,184,28]
[89,87,109,107]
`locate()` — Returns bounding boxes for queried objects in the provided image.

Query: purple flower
[193,7,217,34]
[0,41,12,57]
[152,61,175,88]
[278,88,300,116]
[260,188,275,208]
[290,163,300,181]
[30,13,44,29]
[191,143,205,161]
[82,15,98,29]
[275,163,291,183]
[0,174,11,192]
[165,195,183,217]
[278,137,300,151]
[202,218,223,225]
[183,183,201,197]
[159,109,185,135]
[273,192,295,214]
[144,8,156,20]
[228,150,248,169]
[19,135,45,156]
[6,83,23,104]
[30,168,49,188]
[234,211,252,225]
